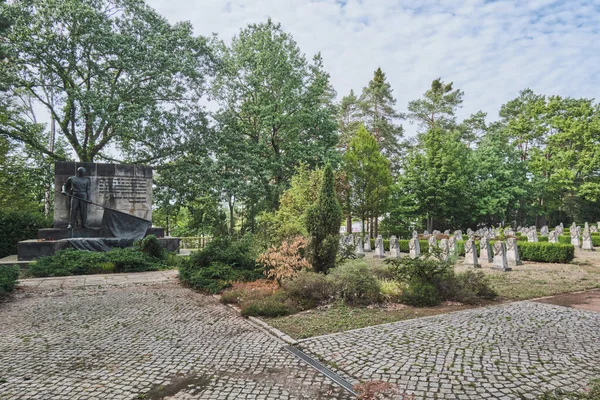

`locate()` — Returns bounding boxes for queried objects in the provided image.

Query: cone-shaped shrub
[305,164,343,273]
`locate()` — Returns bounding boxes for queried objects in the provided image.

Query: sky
[150,0,599,135]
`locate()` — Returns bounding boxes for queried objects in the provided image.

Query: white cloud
[147,0,600,135]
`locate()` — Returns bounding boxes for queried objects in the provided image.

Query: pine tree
[358,68,404,166]
[305,164,343,273]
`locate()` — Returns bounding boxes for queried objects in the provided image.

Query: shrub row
[0,210,51,258]
[179,235,263,293]
[516,242,575,263]
[0,265,19,297]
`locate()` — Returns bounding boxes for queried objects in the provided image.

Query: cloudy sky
[146,0,600,135]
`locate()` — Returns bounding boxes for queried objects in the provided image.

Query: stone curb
[218,298,298,345]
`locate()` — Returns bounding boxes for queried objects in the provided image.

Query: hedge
[516,242,575,263]
[29,248,171,277]
[381,237,575,264]
[0,265,19,297]
[0,210,51,258]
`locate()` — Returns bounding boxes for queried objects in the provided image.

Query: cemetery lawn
[459,249,600,300]
[264,302,479,340]
[264,250,600,340]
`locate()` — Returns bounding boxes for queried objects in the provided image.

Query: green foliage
[0,210,51,258]
[283,270,333,309]
[357,68,404,166]
[344,126,392,235]
[0,265,19,297]
[328,260,382,305]
[30,248,169,277]
[516,242,575,263]
[134,235,165,260]
[440,271,497,304]
[401,279,440,307]
[178,234,263,293]
[4,0,211,163]
[306,164,343,273]
[240,293,295,318]
[385,254,452,286]
[259,165,322,243]
[378,278,403,302]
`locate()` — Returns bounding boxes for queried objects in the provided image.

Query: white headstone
[571,229,581,248]
[463,238,480,268]
[492,241,510,271]
[409,238,420,259]
[439,239,449,261]
[479,236,493,263]
[582,223,594,251]
[527,230,538,243]
[428,235,437,253]
[506,238,522,266]
[364,234,372,252]
[355,236,365,257]
[389,236,401,258]
[373,236,386,258]
[548,230,559,243]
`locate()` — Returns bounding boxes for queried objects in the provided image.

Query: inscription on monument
[54,162,153,229]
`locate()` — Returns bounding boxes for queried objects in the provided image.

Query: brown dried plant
[257,237,311,286]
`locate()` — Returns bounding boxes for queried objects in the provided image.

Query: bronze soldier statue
[62,167,91,229]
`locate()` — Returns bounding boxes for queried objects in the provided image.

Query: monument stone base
[18,234,180,261]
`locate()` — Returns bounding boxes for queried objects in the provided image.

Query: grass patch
[264,302,475,339]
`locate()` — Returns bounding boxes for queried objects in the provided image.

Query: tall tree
[211,19,338,217]
[305,164,342,274]
[337,90,361,150]
[398,127,474,232]
[358,67,404,167]
[2,0,211,163]
[344,125,392,236]
[407,78,464,132]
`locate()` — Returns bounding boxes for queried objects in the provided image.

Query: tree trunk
[369,216,374,238]
[427,216,433,233]
[165,214,169,237]
[374,216,379,237]
[346,213,352,234]
[228,196,235,236]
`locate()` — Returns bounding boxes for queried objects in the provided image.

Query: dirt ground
[534,289,600,312]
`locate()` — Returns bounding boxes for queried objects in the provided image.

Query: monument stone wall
[53,161,153,228]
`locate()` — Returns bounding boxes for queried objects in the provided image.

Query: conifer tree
[305,164,342,273]
[358,68,404,166]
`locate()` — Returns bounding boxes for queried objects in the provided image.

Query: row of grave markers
[340,222,598,272]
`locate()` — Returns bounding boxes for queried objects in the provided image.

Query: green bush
[283,270,332,309]
[134,235,165,259]
[439,270,497,304]
[517,242,575,263]
[29,248,169,277]
[401,279,440,307]
[179,234,263,293]
[240,293,295,318]
[305,165,342,273]
[328,260,382,305]
[0,265,19,297]
[0,210,51,258]
[370,239,391,251]
[385,255,452,286]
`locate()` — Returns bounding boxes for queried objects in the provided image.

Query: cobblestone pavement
[300,301,600,399]
[0,278,351,400]
[17,269,179,289]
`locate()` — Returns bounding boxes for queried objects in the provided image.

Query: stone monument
[479,236,492,263]
[428,235,437,253]
[540,225,549,236]
[570,229,581,248]
[463,238,480,268]
[17,161,179,261]
[438,239,449,261]
[389,236,401,259]
[527,230,538,243]
[582,223,594,251]
[548,230,559,243]
[492,241,511,271]
[506,238,522,266]
[373,235,386,258]
[364,234,372,252]
[355,236,365,257]
[409,238,420,259]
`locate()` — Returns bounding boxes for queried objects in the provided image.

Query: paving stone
[299,302,600,399]
[0,276,350,399]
